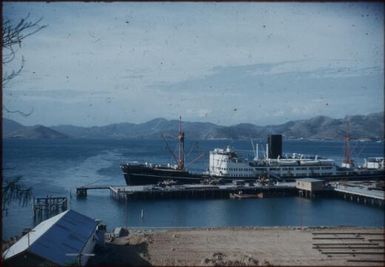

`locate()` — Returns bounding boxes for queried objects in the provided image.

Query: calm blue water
[2,139,384,239]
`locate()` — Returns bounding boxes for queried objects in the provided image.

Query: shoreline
[88,226,385,266]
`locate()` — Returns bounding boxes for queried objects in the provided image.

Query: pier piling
[33,196,68,221]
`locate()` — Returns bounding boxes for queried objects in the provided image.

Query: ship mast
[343,121,353,166]
[177,116,185,170]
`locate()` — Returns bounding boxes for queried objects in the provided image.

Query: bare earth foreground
[88,227,385,266]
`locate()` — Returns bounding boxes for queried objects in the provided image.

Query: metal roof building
[3,209,99,266]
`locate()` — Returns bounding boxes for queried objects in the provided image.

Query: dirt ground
[88,227,384,266]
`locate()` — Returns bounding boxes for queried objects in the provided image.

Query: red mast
[343,121,353,166]
[343,133,352,165]
[177,116,185,170]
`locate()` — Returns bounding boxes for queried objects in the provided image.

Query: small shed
[296,178,324,192]
[3,209,101,266]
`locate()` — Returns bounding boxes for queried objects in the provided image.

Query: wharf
[75,180,384,207]
[331,181,384,207]
[109,183,297,201]
[76,185,121,197]
[334,184,384,200]
[296,179,384,207]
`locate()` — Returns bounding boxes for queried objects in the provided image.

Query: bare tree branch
[2,15,47,115]
[3,105,34,117]
[2,14,47,50]
[2,176,32,211]
[3,56,25,86]
[2,14,47,86]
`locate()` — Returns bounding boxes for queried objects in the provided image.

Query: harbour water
[2,139,384,239]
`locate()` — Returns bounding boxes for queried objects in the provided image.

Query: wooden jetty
[74,179,384,208]
[109,184,297,201]
[333,183,385,207]
[76,185,120,197]
[296,179,384,208]
[75,183,297,200]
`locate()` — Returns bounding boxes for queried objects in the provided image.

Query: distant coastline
[3,111,384,141]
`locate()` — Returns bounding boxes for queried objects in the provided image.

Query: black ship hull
[121,164,209,185]
[121,164,385,186]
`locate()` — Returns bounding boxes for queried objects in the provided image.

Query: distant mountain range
[3,119,68,139]
[3,112,384,140]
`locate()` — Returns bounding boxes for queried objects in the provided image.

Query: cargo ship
[120,118,384,186]
[121,117,209,185]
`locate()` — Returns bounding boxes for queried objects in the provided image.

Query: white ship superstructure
[363,157,384,170]
[209,146,337,178]
[251,153,337,177]
[209,147,254,177]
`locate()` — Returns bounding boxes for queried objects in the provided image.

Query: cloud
[154,60,383,93]
[148,60,383,125]
[185,108,212,119]
[2,2,383,126]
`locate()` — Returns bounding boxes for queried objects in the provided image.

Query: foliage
[3,14,47,85]
[2,176,32,211]
[3,14,46,117]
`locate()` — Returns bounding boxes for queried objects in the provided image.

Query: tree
[2,15,46,212]
[2,176,32,214]
[3,14,46,85]
[2,14,47,116]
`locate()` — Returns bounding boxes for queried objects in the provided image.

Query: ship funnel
[268,134,282,159]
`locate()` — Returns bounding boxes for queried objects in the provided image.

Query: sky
[2,2,384,127]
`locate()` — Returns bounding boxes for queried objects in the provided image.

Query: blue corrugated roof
[4,210,98,266]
